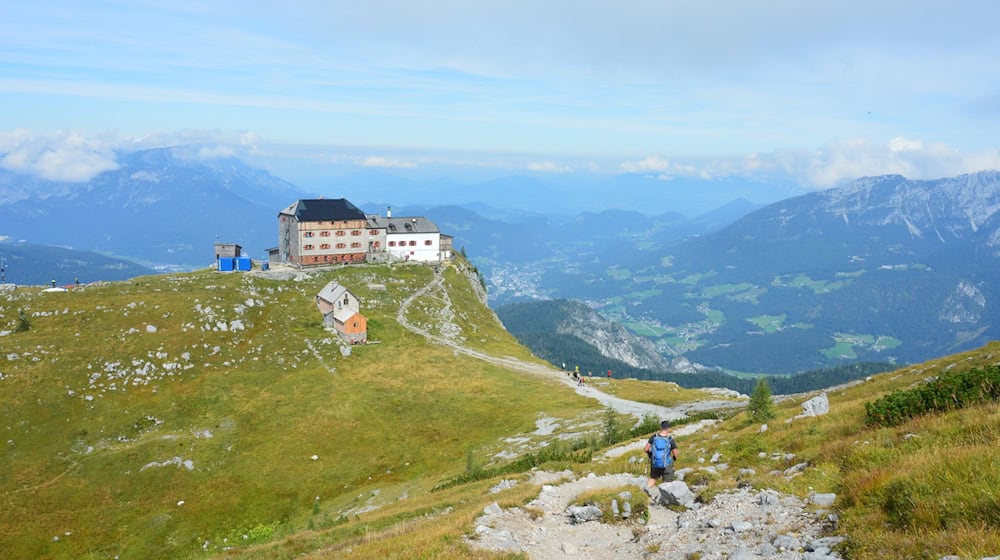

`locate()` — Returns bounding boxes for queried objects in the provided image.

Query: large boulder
[797,393,830,418]
[566,504,603,524]
[658,480,696,509]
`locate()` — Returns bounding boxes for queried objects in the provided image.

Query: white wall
[386,232,442,262]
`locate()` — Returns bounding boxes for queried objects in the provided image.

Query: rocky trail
[397,268,855,559]
[469,468,844,560]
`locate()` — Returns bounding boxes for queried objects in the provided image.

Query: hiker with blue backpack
[644,420,679,491]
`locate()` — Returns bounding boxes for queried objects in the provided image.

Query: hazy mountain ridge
[0,147,312,267]
[0,242,154,285]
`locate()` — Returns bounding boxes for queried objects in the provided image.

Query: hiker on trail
[644,420,679,489]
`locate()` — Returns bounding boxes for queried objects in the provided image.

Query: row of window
[302,240,432,250]
[303,230,363,238]
[302,243,362,250]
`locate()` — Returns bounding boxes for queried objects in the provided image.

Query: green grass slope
[0,262,593,559]
[661,341,1000,560]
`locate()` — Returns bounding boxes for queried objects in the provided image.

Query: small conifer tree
[14,309,31,333]
[748,378,776,423]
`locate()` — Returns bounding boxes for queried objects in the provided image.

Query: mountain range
[484,172,1000,373]
[0,147,309,268]
[1,146,997,374]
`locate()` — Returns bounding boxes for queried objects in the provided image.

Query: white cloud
[620,155,704,179]
[773,138,1000,186]
[620,138,1000,188]
[0,130,119,182]
[527,161,573,173]
[360,156,416,169]
[887,136,924,153]
[0,129,276,181]
[620,155,669,173]
[197,145,238,159]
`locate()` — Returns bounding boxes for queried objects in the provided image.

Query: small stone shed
[315,281,367,344]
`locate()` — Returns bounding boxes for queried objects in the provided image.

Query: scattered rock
[489,479,518,494]
[773,534,802,551]
[731,521,752,533]
[658,480,696,509]
[738,468,757,478]
[483,502,503,516]
[809,493,836,507]
[759,423,768,433]
[566,504,603,524]
[757,490,780,506]
[783,462,809,477]
[797,393,830,418]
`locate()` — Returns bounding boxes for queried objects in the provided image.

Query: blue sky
[1,0,999,188]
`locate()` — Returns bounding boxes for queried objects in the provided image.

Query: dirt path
[396,268,743,422]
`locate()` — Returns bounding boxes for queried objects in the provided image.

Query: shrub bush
[865,366,1000,427]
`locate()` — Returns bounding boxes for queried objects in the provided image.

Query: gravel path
[469,470,844,560]
[396,269,744,423]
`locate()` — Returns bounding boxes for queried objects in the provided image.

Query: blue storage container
[236,256,252,271]
[217,257,235,271]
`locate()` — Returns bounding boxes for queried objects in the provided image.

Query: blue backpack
[651,435,673,468]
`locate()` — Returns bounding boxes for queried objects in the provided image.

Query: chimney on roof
[387,206,392,218]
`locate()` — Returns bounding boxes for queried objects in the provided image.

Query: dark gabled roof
[280,199,366,222]
[382,216,439,234]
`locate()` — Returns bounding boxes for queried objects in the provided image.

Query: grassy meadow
[2,260,999,560]
[0,262,593,559]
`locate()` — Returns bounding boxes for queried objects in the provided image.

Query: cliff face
[552,300,670,372]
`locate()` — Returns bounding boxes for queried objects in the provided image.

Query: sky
[1,0,999,191]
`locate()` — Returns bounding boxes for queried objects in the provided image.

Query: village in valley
[215,197,453,346]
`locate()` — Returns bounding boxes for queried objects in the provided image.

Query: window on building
[409,240,417,246]
[424,240,432,246]
[351,242,361,248]
[303,244,314,250]
[336,243,346,249]
[320,231,331,237]
[320,243,330,250]
[335,230,345,236]
[388,241,396,247]
[351,230,361,236]
[304,232,314,238]
[369,229,379,235]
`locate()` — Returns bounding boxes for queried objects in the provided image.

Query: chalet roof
[316,281,351,305]
[379,216,440,235]
[333,307,359,323]
[280,198,366,222]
